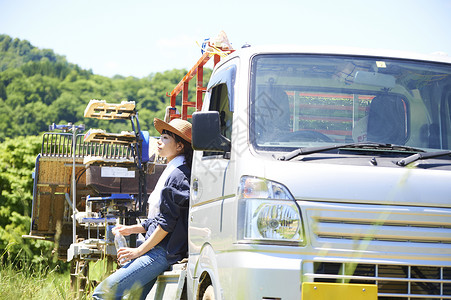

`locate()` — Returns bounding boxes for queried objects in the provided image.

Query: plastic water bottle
[114,232,127,249]
[114,232,127,264]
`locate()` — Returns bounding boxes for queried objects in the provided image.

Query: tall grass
[0,262,71,300]
[0,248,71,300]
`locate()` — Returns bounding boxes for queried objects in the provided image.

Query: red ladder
[166,45,233,120]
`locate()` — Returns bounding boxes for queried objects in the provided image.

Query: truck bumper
[216,249,302,299]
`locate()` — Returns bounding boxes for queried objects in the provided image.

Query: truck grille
[303,261,451,299]
[306,204,451,244]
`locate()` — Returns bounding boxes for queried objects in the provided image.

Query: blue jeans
[92,246,169,300]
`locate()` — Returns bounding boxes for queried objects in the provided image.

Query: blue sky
[1,0,450,78]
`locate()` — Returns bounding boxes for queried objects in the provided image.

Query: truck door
[189,64,236,255]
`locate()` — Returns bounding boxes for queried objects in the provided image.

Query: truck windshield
[250,54,451,153]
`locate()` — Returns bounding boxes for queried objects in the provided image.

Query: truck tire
[202,285,215,300]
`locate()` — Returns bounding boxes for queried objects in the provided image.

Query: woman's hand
[117,247,142,264]
[112,224,145,236]
[112,224,130,236]
[114,225,167,265]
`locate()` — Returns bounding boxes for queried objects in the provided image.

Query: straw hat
[154,118,192,143]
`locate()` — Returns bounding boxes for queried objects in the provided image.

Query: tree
[0,99,14,141]
[0,136,56,268]
[0,34,215,273]
[49,92,80,124]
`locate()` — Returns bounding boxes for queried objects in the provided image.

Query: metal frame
[166,47,234,120]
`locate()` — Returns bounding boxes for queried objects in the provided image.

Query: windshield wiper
[278,142,424,161]
[397,150,451,166]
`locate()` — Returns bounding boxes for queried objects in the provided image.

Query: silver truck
[188,46,451,299]
[25,43,451,299]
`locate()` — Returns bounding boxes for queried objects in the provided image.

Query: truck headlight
[238,176,304,244]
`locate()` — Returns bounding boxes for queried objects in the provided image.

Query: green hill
[0,34,211,274]
[0,34,210,141]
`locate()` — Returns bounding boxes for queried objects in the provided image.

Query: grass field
[0,262,71,300]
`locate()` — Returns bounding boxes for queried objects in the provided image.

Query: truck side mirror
[192,111,231,152]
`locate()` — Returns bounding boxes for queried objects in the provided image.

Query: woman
[92,117,193,300]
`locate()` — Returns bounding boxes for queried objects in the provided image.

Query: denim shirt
[141,164,190,265]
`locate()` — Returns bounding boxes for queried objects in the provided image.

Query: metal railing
[41,133,133,160]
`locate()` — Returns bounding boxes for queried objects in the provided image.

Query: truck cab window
[202,83,233,158]
[250,54,451,152]
[209,83,233,140]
